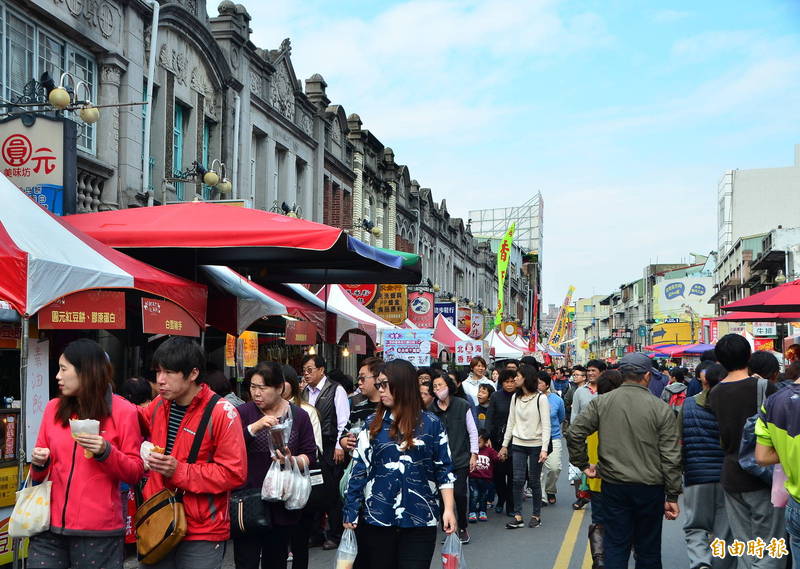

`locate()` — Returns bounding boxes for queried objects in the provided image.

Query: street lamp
[361,219,382,237]
[775,269,787,284]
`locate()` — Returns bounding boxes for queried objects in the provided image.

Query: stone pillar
[97,55,127,209]
[302,162,313,222]
[323,176,333,226]
[283,152,296,208]
[386,183,397,250]
[352,152,364,242]
[266,137,277,209]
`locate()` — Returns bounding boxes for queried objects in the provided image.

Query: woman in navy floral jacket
[343,359,457,569]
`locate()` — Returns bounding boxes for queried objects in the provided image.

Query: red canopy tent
[433,314,472,351]
[715,310,800,322]
[722,279,800,313]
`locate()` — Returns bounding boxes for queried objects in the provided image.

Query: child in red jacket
[468,430,499,522]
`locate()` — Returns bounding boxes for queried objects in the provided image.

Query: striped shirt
[165,403,188,455]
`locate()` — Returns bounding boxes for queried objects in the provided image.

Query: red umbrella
[66,204,420,284]
[715,311,800,322]
[722,279,800,313]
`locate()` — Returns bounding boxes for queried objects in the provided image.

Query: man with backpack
[661,367,688,414]
[708,334,785,569]
[142,337,247,569]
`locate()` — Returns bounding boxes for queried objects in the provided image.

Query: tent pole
[12,316,29,569]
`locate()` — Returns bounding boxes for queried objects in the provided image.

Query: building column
[322,176,332,225]
[266,137,277,209]
[302,162,313,222]
[386,183,397,250]
[284,152,296,209]
[352,152,364,241]
[97,55,127,209]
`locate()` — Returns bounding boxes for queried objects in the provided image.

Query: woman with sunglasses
[343,359,457,569]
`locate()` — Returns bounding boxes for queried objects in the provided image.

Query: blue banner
[434,302,456,325]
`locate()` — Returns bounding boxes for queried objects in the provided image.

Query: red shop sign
[286,320,317,345]
[407,291,434,328]
[341,284,377,306]
[39,290,126,329]
[141,298,200,337]
[349,332,367,355]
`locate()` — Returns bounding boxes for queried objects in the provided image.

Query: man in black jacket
[485,369,518,515]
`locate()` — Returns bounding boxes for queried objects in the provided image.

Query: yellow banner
[495,223,516,327]
[240,331,259,367]
[548,285,575,348]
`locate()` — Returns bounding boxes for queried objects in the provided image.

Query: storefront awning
[315,285,397,335]
[200,266,324,336]
[284,284,377,343]
[0,175,207,324]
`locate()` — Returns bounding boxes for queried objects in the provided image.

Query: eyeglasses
[375,380,389,391]
[302,367,316,374]
[250,383,268,392]
[357,375,375,382]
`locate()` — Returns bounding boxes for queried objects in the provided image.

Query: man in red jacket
[142,337,247,569]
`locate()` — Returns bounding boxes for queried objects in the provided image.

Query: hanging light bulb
[371,226,382,237]
[341,346,350,357]
[203,169,220,187]
[48,86,71,110]
[79,104,100,124]
[217,178,232,195]
[307,345,317,355]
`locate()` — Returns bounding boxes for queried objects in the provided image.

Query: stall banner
[286,320,317,345]
[469,312,484,339]
[39,290,125,329]
[383,329,432,367]
[407,291,434,328]
[1,413,15,462]
[0,116,75,216]
[225,334,236,366]
[548,285,575,348]
[454,340,485,366]
[753,322,777,337]
[457,307,471,335]
[349,333,367,355]
[0,324,19,349]
[26,339,48,459]
[754,338,775,351]
[434,302,456,325]
[341,284,377,306]
[240,331,259,367]
[141,298,201,337]
[495,223,516,327]
[371,284,408,325]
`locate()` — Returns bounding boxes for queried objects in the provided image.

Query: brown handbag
[135,395,219,565]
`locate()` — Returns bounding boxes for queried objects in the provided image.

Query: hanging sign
[240,331,259,367]
[25,339,49,459]
[454,340,485,366]
[457,307,471,335]
[0,324,20,349]
[434,302,456,325]
[469,312,484,339]
[341,284,378,306]
[753,322,777,337]
[39,290,126,329]
[141,298,201,337]
[371,284,408,325]
[754,337,775,351]
[501,321,519,338]
[383,329,433,367]
[495,223,516,326]
[286,320,317,345]
[407,291,434,328]
[225,334,236,366]
[349,332,367,355]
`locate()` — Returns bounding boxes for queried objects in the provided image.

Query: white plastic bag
[568,463,582,483]
[333,528,358,569]
[772,464,789,508]
[261,460,287,502]
[9,473,51,538]
[286,458,311,510]
[442,532,468,569]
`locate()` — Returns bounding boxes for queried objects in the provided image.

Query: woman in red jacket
[28,338,144,569]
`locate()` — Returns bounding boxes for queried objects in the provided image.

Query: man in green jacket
[567,352,682,569]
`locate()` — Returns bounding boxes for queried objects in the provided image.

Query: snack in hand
[69,419,100,459]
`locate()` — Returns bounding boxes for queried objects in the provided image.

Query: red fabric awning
[433,314,472,351]
[722,279,800,313]
[715,311,800,322]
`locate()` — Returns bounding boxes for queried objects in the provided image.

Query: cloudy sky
[222,0,800,306]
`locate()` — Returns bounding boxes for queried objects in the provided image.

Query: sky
[220,0,800,307]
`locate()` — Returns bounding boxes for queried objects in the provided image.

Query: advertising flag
[495,223,516,327]
[547,285,575,349]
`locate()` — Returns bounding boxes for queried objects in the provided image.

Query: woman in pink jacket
[28,338,144,569]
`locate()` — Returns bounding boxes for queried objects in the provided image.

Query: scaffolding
[469,193,543,257]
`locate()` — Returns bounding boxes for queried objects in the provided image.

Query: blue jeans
[602,482,664,569]
[511,444,544,517]
[787,497,800,566]
[469,478,494,513]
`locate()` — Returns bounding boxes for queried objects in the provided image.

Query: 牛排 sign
[141,298,200,337]
[39,290,126,329]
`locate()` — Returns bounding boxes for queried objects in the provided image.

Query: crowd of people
[22,334,800,569]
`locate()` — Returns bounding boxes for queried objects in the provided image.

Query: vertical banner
[407,291,434,328]
[225,334,236,366]
[26,339,49,459]
[371,284,408,325]
[547,286,575,349]
[469,312,484,339]
[495,223,516,327]
[434,302,456,325]
[240,331,259,367]
[457,307,471,335]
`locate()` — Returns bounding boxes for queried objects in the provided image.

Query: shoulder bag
[135,394,219,565]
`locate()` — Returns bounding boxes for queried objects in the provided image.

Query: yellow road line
[551,509,585,569]
[581,541,593,569]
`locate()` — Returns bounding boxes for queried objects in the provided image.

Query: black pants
[233,525,290,569]
[452,466,469,531]
[492,444,514,513]
[602,482,665,569]
[320,442,344,542]
[289,512,315,569]
[359,524,437,569]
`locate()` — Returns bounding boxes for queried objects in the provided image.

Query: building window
[0,4,97,154]
[201,120,212,200]
[173,103,188,201]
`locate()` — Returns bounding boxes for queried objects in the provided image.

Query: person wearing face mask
[462,357,496,406]
[429,372,479,544]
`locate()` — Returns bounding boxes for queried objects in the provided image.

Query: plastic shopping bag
[568,463,582,483]
[333,528,358,569]
[9,473,52,538]
[772,464,789,508]
[442,532,468,569]
[261,460,287,502]
[286,458,311,511]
